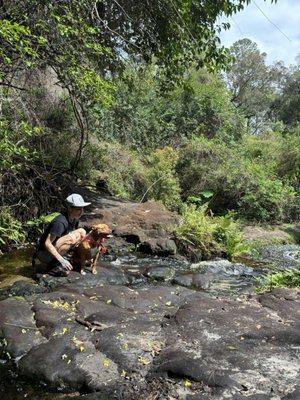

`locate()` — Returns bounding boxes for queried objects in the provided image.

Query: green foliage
[81,141,149,201]
[213,214,250,260]
[257,268,300,292]
[177,136,296,222]
[0,208,26,253]
[271,69,300,127]
[175,204,249,261]
[0,118,41,170]
[145,147,181,210]
[226,38,285,133]
[94,65,246,150]
[26,212,59,236]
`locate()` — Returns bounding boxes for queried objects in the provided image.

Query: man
[33,193,90,276]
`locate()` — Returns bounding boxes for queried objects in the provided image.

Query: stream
[0,244,299,400]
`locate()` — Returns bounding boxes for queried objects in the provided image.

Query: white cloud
[219,0,300,65]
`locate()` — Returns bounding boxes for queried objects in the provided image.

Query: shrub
[144,147,181,210]
[0,208,26,253]
[257,268,300,292]
[81,141,149,201]
[177,136,296,221]
[174,204,249,261]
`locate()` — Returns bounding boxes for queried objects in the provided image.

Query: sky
[219,0,300,66]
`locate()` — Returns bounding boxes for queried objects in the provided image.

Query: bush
[80,141,149,201]
[0,208,26,253]
[257,268,300,292]
[177,136,296,221]
[144,147,181,210]
[174,204,249,261]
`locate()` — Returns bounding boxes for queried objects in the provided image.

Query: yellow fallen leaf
[61,327,68,334]
[183,379,192,387]
[105,299,112,304]
[103,359,110,367]
[227,345,237,350]
[165,301,172,306]
[67,359,71,364]
[256,324,261,330]
[120,369,127,378]
[79,346,85,352]
[21,329,27,334]
[138,356,151,365]
[122,343,129,350]
[61,354,68,360]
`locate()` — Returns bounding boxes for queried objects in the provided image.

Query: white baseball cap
[66,193,91,207]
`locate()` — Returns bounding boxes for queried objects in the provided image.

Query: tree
[270,68,300,128]
[225,38,285,133]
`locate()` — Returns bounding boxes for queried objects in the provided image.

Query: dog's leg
[78,250,87,275]
[91,250,100,274]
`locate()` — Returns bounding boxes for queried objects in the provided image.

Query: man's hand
[59,256,73,271]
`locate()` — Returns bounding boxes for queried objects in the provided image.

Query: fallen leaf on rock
[103,359,110,368]
[183,379,192,387]
[227,345,237,350]
[165,301,172,306]
[21,329,27,334]
[105,299,112,304]
[138,356,151,365]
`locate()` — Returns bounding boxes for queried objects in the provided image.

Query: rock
[146,266,175,281]
[1,280,47,298]
[0,266,299,398]
[19,336,120,392]
[0,297,47,359]
[82,200,180,256]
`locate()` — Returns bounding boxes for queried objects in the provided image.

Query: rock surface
[79,195,180,256]
[0,264,299,399]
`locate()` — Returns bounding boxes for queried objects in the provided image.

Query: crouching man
[33,193,90,277]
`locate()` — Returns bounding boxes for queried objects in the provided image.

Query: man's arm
[44,233,73,270]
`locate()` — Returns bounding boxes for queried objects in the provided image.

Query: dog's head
[91,223,112,239]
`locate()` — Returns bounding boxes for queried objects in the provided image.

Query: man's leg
[55,228,86,255]
[36,228,86,276]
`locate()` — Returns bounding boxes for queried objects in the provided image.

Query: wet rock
[0,274,299,398]
[19,336,120,392]
[2,280,47,298]
[255,244,300,270]
[172,274,193,287]
[0,297,47,358]
[173,259,257,293]
[146,266,175,281]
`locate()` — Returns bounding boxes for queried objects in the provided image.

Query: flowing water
[0,244,299,400]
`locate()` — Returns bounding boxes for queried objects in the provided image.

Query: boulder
[81,199,180,256]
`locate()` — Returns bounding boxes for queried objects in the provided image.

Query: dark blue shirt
[38,212,79,249]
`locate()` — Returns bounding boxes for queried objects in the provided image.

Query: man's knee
[70,228,86,244]
[77,228,86,239]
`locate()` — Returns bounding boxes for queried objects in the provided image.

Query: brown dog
[72,223,112,275]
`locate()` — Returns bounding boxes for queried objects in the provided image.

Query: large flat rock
[0,277,299,398]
